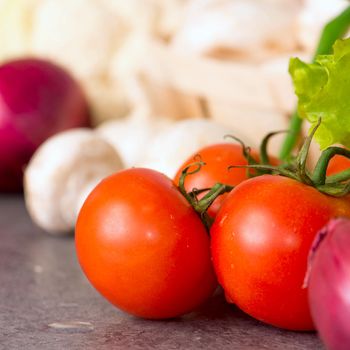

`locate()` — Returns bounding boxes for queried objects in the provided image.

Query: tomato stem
[177,160,206,205]
[326,168,350,184]
[225,135,257,167]
[226,132,282,177]
[177,161,233,231]
[260,130,288,165]
[316,183,350,197]
[229,164,299,181]
[195,183,234,212]
[242,121,350,197]
[313,147,350,186]
[193,183,233,230]
[296,119,320,185]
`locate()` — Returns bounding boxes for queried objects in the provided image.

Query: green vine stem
[177,161,233,231]
[313,147,350,185]
[224,135,257,166]
[326,168,350,184]
[228,164,299,182]
[177,160,205,205]
[193,182,234,230]
[295,119,321,185]
[279,5,350,161]
[238,121,350,197]
[225,131,282,177]
[316,182,350,197]
[260,130,287,164]
[177,130,285,230]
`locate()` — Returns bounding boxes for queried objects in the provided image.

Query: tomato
[75,168,217,319]
[174,143,254,217]
[174,143,279,217]
[211,174,350,330]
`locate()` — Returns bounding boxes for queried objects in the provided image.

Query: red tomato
[211,175,350,330]
[327,154,350,175]
[75,168,217,319]
[174,143,271,218]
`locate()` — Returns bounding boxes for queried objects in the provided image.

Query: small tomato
[174,143,262,217]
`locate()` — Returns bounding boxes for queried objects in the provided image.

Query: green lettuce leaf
[289,38,350,149]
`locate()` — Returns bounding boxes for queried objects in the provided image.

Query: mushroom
[24,128,123,235]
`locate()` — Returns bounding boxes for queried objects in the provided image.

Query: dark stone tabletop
[0,195,324,350]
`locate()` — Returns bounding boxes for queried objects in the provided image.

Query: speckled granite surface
[0,195,324,350]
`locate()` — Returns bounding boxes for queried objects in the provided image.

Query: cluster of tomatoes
[75,141,350,331]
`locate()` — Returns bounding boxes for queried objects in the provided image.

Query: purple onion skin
[0,58,91,192]
[308,218,350,350]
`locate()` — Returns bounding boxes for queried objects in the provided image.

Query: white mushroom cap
[24,128,124,235]
[137,118,247,178]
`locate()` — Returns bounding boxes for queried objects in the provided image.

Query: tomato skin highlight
[211,175,350,330]
[75,168,217,319]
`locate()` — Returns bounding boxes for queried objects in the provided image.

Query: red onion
[0,58,91,192]
[306,218,350,350]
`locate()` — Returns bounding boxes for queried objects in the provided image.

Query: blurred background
[1,0,349,233]
[0,0,346,127]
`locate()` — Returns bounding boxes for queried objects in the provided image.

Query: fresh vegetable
[290,38,350,150]
[208,121,350,330]
[214,28,350,332]
[0,58,90,192]
[75,168,217,319]
[174,143,251,218]
[211,174,350,330]
[280,5,350,160]
[174,139,279,218]
[306,218,350,350]
[24,129,123,235]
